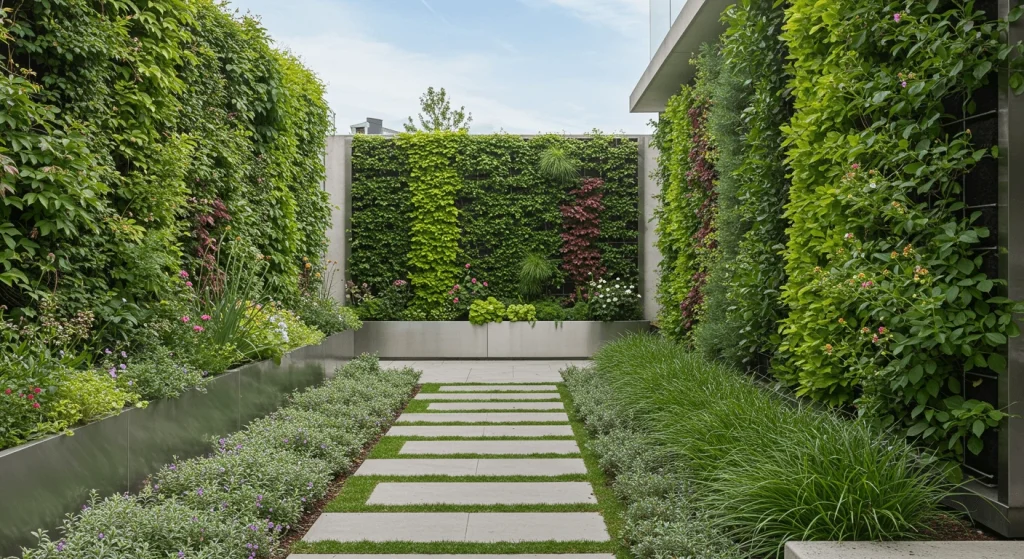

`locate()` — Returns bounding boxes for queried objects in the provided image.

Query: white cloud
[525,0,648,36]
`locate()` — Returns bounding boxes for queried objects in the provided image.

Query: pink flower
[185,281,193,287]
[3,388,10,395]
[901,81,908,88]
[893,12,901,22]
[201,314,211,321]
[851,163,860,170]
[872,334,880,343]
[33,402,40,409]
[844,233,854,240]
[465,263,471,269]
[181,316,190,323]
[878,326,887,334]
[193,325,205,332]
[453,298,459,304]
[483,282,488,287]
[861,281,874,289]
[179,270,189,279]
[471,278,477,284]
[454,284,460,291]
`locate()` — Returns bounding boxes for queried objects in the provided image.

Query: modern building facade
[631,0,1024,538]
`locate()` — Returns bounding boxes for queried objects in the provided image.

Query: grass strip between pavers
[295,380,630,558]
[367,436,581,459]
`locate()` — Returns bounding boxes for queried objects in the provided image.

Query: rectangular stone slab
[387,425,575,438]
[784,541,1024,559]
[397,413,569,423]
[353,458,587,477]
[400,440,580,455]
[415,393,561,400]
[427,402,565,411]
[288,554,614,559]
[303,512,609,542]
[366,482,597,505]
[438,385,559,392]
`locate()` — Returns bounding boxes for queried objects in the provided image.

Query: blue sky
[225,0,653,134]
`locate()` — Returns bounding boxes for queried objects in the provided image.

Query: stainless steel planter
[0,331,353,556]
[348,321,650,359]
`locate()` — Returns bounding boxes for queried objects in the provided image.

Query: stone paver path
[294,363,610,558]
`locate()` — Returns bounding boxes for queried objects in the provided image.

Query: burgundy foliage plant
[560,177,606,285]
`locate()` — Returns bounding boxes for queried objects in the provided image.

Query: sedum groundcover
[565,334,952,558]
[10,355,418,559]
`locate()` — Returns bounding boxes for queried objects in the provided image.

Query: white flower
[613,298,618,302]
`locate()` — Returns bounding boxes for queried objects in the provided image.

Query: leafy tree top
[404,86,472,132]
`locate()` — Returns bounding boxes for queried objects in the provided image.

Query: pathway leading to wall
[288,360,617,559]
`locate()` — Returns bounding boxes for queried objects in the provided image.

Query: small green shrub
[505,304,537,324]
[566,301,590,321]
[518,254,557,300]
[537,146,579,184]
[101,344,206,401]
[293,295,363,335]
[533,301,565,322]
[356,280,412,321]
[588,277,641,322]
[469,297,505,325]
[57,370,138,423]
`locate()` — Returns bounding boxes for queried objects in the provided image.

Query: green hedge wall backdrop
[349,133,640,306]
[653,0,1024,461]
[0,0,331,340]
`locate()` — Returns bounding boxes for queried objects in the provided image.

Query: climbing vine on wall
[777,0,1024,457]
[400,132,463,316]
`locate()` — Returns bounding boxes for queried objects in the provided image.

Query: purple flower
[178,552,185,558]
[196,488,204,496]
[119,363,127,370]
[169,464,177,471]
[56,540,66,552]
[901,81,907,88]
[104,348,112,355]
[893,12,901,22]
[120,351,127,358]
[97,533,104,540]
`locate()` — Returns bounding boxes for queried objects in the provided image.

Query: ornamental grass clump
[585,334,951,557]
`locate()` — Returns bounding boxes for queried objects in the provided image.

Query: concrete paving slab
[438,385,559,392]
[427,402,565,411]
[353,458,587,476]
[303,513,609,542]
[784,541,1024,559]
[386,425,574,438]
[366,482,596,505]
[415,393,561,400]
[465,512,609,542]
[289,555,613,559]
[397,413,569,423]
[399,440,580,455]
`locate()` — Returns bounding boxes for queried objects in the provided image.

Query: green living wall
[349,132,640,313]
[654,0,1024,462]
[0,0,331,335]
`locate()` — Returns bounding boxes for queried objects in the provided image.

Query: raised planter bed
[0,331,354,556]
[350,320,651,359]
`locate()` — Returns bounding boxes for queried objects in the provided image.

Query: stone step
[438,385,559,392]
[366,482,596,505]
[290,555,613,559]
[415,393,561,400]
[399,440,580,456]
[397,413,568,424]
[303,512,610,542]
[427,402,565,411]
[387,425,575,438]
[354,458,587,477]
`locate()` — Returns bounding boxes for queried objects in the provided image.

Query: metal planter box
[350,320,650,359]
[0,331,354,555]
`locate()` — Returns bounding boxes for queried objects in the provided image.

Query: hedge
[652,0,1024,461]
[349,133,640,307]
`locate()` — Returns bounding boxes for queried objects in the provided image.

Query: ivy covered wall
[652,0,1024,463]
[348,133,640,310]
[0,0,332,339]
